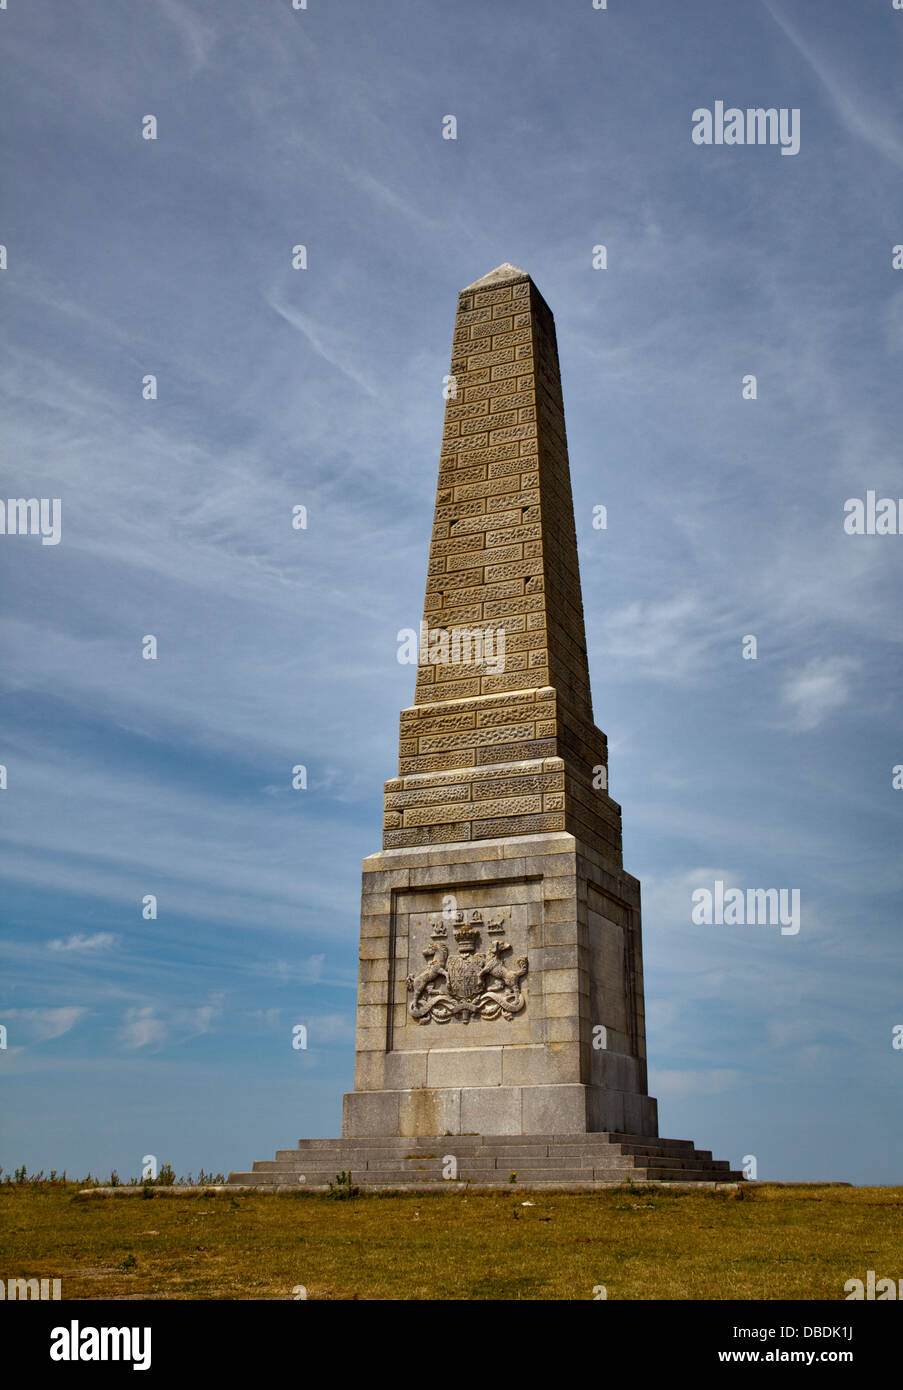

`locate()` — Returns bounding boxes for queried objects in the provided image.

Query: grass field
[2,1182,899,1301]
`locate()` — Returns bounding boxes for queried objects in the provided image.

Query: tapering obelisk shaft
[387,264,622,865]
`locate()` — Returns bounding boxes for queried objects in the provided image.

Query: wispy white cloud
[1,741,364,938]
[179,994,225,1038]
[249,1007,281,1029]
[303,1011,355,1044]
[48,933,117,954]
[4,1007,89,1043]
[763,1,903,170]
[118,994,225,1051]
[265,293,380,399]
[275,954,326,983]
[596,594,714,683]
[158,0,216,70]
[120,1007,168,1051]
[781,655,858,731]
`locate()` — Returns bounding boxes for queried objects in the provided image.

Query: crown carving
[453,920,480,954]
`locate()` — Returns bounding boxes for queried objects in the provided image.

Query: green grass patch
[2,1182,900,1300]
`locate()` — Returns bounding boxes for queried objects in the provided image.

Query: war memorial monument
[230,265,740,1188]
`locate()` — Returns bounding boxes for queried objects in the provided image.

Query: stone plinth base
[347,831,657,1139]
[342,1080,657,1138]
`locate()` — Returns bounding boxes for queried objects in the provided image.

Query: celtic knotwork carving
[406,912,527,1025]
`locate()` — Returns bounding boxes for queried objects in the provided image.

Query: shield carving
[445,952,484,1001]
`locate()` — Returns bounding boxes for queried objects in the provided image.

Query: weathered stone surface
[231,267,727,1182]
[228,1127,744,1189]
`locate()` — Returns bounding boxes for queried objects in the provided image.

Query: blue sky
[1,0,902,1185]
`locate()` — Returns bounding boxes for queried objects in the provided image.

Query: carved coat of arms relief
[406,909,528,1024]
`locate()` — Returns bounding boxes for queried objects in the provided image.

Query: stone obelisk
[343,263,658,1138]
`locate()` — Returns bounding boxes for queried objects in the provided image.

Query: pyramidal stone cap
[461,262,530,292]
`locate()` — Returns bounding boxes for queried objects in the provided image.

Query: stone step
[611,1145,725,1167]
[279,1147,458,1161]
[288,1144,638,1157]
[611,1133,698,1154]
[290,1140,617,1156]
[612,1132,694,1146]
[288,1138,693,1157]
[293,1146,592,1160]
[611,1140,700,1158]
[475,1133,622,1146]
[290,1132,698,1153]
[323,1133,650,1148]
[228,1167,740,1188]
[252,1149,735,1168]
[295,1139,484,1150]
[245,1150,733,1173]
[244,1167,635,1184]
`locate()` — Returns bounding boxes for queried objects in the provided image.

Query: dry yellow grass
[3,1182,900,1300]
